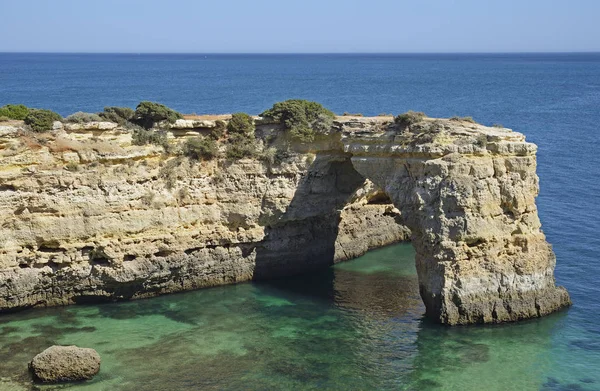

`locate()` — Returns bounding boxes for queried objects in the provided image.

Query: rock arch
[0,117,571,325]
[342,119,571,324]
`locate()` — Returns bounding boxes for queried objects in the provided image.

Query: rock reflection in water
[0,243,586,391]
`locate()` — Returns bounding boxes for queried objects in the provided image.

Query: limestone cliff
[0,118,408,312]
[0,115,570,325]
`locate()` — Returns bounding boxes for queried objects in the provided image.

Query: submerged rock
[29,345,101,383]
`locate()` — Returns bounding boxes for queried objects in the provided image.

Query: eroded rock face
[0,121,408,311]
[0,116,569,325]
[29,345,101,383]
[344,117,571,324]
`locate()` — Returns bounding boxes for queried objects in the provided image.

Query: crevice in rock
[88,246,110,266]
[184,247,202,255]
[154,250,175,258]
[366,192,392,205]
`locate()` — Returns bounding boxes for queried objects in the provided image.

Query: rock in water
[29,345,101,383]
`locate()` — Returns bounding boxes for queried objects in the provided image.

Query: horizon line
[1,51,600,55]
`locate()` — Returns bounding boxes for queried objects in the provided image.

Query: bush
[0,104,30,120]
[183,136,218,160]
[133,101,183,129]
[450,116,476,123]
[65,162,80,172]
[131,126,169,149]
[24,109,62,132]
[226,133,259,160]
[65,112,102,123]
[492,123,504,128]
[260,146,277,165]
[260,99,335,143]
[227,113,255,136]
[98,106,135,125]
[0,116,9,122]
[210,120,227,140]
[395,111,426,128]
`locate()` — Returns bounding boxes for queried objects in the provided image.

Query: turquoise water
[0,244,593,390]
[1,53,600,389]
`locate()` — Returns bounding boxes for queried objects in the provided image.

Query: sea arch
[338,121,571,324]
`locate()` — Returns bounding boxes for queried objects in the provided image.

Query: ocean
[0,53,599,390]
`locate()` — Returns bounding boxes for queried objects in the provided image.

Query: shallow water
[1,53,600,390]
[0,244,593,390]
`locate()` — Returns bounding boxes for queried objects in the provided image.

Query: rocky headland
[0,107,570,325]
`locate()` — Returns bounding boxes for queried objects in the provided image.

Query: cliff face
[0,116,570,324]
[0,119,408,311]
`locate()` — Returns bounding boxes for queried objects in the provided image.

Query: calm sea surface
[0,53,599,390]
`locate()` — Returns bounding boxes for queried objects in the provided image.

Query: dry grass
[48,137,83,153]
[20,135,45,151]
[49,136,125,155]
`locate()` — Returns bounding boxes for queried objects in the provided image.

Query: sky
[0,0,598,53]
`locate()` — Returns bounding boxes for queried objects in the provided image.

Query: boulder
[29,345,101,383]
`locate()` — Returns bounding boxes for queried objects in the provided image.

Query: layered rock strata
[0,115,570,324]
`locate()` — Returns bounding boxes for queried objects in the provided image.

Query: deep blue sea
[0,53,599,390]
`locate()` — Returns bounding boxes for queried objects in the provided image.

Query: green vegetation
[395,111,426,128]
[98,106,135,125]
[210,120,227,140]
[131,126,170,150]
[450,116,476,123]
[227,113,255,136]
[260,146,277,165]
[343,112,363,117]
[183,136,219,160]
[260,99,335,143]
[492,123,504,128]
[133,101,183,129]
[65,112,102,123]
[0,104,30,120]
[226,133,259,160]
[475,134,488,147]
[65,162,80,172]
[24,109,62,132]
[0,116,9,122]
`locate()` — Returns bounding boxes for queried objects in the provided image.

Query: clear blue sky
[1,0,598,53]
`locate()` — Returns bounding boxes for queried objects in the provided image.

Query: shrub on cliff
[209,120,227,140]
[98,106,135,125]
[24,109,62,132]
[450,116,476,123]
[260,99,335,143]
[0,104,30,120]
[395,111,426,128]
[226,133,259,160]
[227,113,255,137]
[65,112,103,123]
[131,126,170,150]
[133,101,183,129]
[183,136,218,160]
[0,116,9,122]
